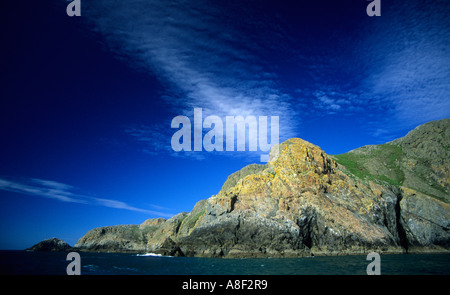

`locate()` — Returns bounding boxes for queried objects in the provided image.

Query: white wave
[136,253,173,257]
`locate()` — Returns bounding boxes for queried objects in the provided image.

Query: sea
[0,251,449,275]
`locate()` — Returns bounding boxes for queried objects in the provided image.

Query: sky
[0,0,449,249]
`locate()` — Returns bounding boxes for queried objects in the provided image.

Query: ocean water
[0,251,449,275]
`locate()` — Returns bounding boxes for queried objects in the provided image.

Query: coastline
[59,246,449,258]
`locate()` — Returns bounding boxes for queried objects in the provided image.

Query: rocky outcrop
[399,187,450,251]
[73,119,450,257]
[74,224,148,253]
[168,138,407,257]
[26,238,72,252]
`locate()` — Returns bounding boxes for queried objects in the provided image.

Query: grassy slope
[332,143,405,187]
[332,134,449,204]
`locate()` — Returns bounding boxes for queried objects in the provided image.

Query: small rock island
[26,238,72,252]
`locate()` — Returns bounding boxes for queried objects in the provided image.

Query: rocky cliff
[73,119,450,257]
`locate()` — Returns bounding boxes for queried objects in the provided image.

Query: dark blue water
[0,251,449,275]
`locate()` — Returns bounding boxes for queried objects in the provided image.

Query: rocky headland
[32,119,450,257]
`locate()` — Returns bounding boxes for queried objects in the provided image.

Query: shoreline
[16,247,449,259]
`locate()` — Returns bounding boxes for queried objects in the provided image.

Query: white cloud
[82,0,297,156]
[124,124,173,156]
[0,178,87,204]
[79,0,449,146]
[0,177,173,218]
[314,93,342,112]
[300,0,450,139]
[93,197,172,217]
[357,0,450,134]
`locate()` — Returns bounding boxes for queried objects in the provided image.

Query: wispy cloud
[82,0,297,157]
[124,124,172,156]
[0,178,88,204]
[294,1,449,141]
[312,90,356,114]
[358,0,450,136]
[81,0,448,147]
[0,177,173,218]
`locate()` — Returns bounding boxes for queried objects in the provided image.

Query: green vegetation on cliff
[333,143,405,186]
[334,119,449,203]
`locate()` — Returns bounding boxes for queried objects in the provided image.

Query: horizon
[1,0,449,250]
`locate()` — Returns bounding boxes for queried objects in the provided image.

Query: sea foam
[136,253,172,257]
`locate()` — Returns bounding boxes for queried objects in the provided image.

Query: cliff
[72,119,450,257]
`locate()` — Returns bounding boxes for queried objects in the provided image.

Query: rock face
[75,224,154,253]
[26,238,72,252]
[400,187,450,251]
[74,119,450,257]
[173,138,405,257]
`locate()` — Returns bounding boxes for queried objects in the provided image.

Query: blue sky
[0,0,449,249]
